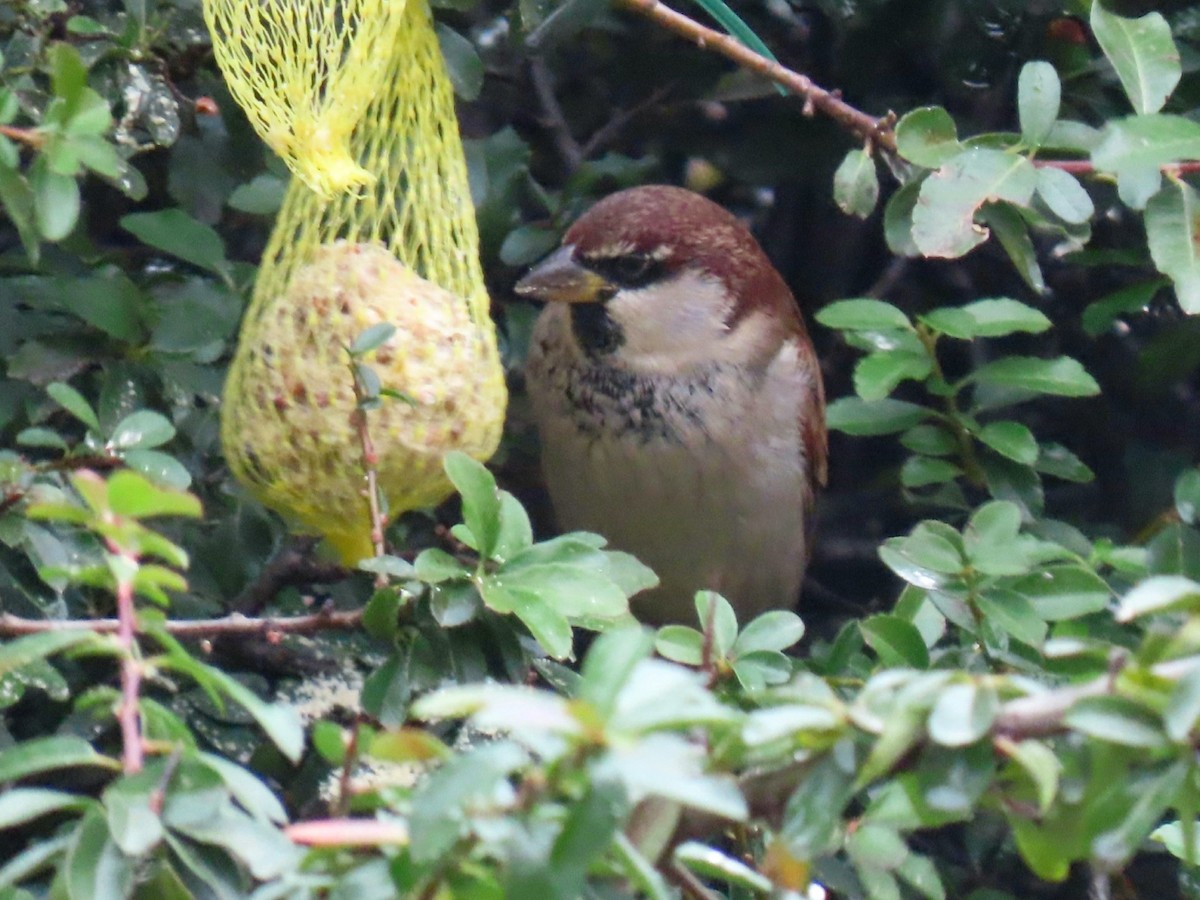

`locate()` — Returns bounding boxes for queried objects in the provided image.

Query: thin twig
[1033,159,1200,175]
[578,84,675,159]
[530,58,583,170]
[995,654,1200,738]
[0,608,364,638]
[112,554,144,774]
[666,861,722,900]
[232,540,348,615]
[0,124,42,148]
[333,720,363,818]
[616,0,896,152]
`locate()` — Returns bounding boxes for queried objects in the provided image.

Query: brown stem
[667,861,722,900]
[0,608,364,638]
[333,720,363,817]
[0,124,43,148]
[113,560,144,774]
[231,540,348,616]
[1033,159,1200,175]
[615,0,896,152]
[530,58,583,170]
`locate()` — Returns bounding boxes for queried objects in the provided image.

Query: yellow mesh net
[202,0,404,196]
[213,0,507,564]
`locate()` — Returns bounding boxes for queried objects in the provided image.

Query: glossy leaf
[912,149,1037,258]
[1017,62,1060,146]
[1090,2,1180,115]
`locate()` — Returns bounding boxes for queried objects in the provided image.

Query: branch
[530,58,583,170]
[113,557,143,774]
[1033,159,1200,175]
[0,608,364,638]
[615,0,896,152]
[995,655,1200,738]
[231,541,348,615]
[0,124,42,148]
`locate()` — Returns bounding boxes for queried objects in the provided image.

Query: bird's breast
[526,311,811,624]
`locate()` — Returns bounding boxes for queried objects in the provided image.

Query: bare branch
[616,0,896,152]
[0,608,364,638]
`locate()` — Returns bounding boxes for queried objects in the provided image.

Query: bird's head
[515,185,806,374]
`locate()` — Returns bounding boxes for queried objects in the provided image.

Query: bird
[517,185,827,626]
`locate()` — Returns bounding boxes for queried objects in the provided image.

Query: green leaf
[928,682,998,747]
[975,589,1047,647]
[120,210,229,276]
[64,808,133,900]
[1035,167,1094,225]
[860,615,929,669]
[1013,565,1111,620]
[188,664,304,762]
[104,469,200,520]
[31,166,80,241]
[494,562,628,621]
[854,350,932,401]
[900,456,961,488]
[1165,665,1200,742]
[47,382,100,432]
[48,43,87,114]
[414,547,469,582]
[350,323,397,355]
[435,24,484,101]
[816,298,911,332]
[493,492,534,562]
[1003,739,1060,813]
[694,591,738,657]
[0,631,99,679]
[912,149,1038,258]
[409,743,528,862]
[444,452,501,559]
[227,174,286,215]
[827,397,930,436]
[895,107,962,167]
[579,625,655,717]
[655,625,704,666]
[734,610,805,654]
[979,202,1046,293]
[884,178,923,257]
[103,771,165,855]
[510,588,574,659]
[978,421,1039,465]
[0,165,39,263]
[1036,443,1094,483]
[1092,114,1200,187]
[1145,179,1200,313]
[1177,469,1200,524]
[921,298,1051,339]
[0,788,92,830]
[970,356,1099,397]
[1117,574,1200,620]
[1090,2,1180,115]
[674,842,772,893]
[1063,695,1168,748]
[901,424,957,456]
[834,148,880,218]
[16,428,67,450]
[123,449,192,490]
[1081,279,1165,335]
[0,736,117,781]
[1018,62,1060,146]
[108,410,175,452]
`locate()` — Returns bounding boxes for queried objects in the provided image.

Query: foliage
[3,0,1200,898]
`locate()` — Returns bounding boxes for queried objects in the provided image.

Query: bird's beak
[514,245,614,303]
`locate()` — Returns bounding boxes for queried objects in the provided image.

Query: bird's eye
[590,253,664,288]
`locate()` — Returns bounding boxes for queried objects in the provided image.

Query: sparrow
[516,185,827,625]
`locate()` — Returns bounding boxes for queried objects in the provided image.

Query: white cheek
[606,271,734,371]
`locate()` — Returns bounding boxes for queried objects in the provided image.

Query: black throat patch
[570,304,624,357]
